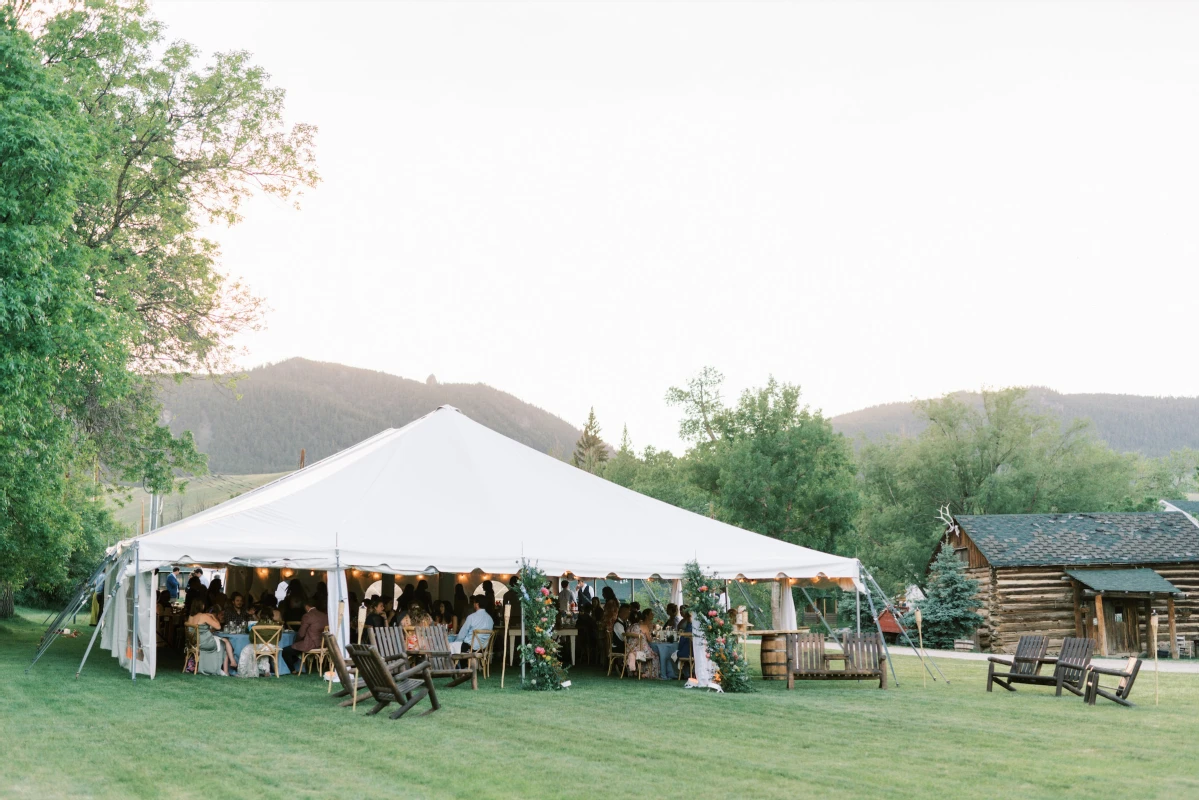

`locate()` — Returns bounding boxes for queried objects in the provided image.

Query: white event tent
[101,405,862,678]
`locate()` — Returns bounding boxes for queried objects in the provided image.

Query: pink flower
[715,619,724,626]
[708,610,718,617]
[540,587,550,596]
[699,586,708,592]
[534,646,545,655]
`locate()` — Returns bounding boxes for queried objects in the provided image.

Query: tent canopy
[116,406,861,589]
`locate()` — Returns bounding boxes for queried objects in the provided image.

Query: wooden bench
[784,632,887,689]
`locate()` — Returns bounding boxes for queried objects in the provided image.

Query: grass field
[2,607,1196,799]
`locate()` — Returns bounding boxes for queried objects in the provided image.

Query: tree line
[0,0,317,616]
[575,370,1199,592]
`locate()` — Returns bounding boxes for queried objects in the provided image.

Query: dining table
[507,627,578,666]
[215,628,296,675]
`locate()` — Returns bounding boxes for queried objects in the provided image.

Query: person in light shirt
[449,596,492,651]
[557,580,575,613]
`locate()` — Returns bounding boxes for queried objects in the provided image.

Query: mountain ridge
[829,386,1199,456]
[160,358,582,473]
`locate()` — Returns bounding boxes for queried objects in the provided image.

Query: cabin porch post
[1167,596,1178,659]
[1093,593,1108,657]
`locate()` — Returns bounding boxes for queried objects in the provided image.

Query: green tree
[572,407,608,474]
[669,371,860,554]
[0,0,317,615]
[906,548,983,649]
[854,388,1155,590]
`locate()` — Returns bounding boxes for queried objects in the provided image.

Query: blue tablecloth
[217,629,295,675]
[651,641,679,680]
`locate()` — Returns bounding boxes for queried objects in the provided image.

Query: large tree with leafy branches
[0,0,317,615]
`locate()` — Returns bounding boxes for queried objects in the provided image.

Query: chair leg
[986,662,994,692]
[388,690,428,720]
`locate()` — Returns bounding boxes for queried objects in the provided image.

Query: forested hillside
[831,387,1199,456]
[160,359,582,473]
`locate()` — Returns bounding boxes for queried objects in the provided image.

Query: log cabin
[932,512,1198,657]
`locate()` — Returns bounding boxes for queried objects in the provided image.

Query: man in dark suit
[166,567,181,601]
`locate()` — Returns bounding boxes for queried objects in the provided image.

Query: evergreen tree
[571,407,608,474]
[907,548,983,649]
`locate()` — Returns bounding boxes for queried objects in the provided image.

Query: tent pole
[860,566,899,688]
[855,589,861,634]
[76,561,124,679]
[131,542,139,682]
[864,568,948,684]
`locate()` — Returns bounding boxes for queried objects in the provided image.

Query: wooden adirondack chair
[414,624,478,689]
[986,635,1051,692]
[785,632,886,689]
[345,644,440,720]
[1049,637,1094,697]
[367,626,408,665]
[1084,656,1141,707]
[323,632,370,707]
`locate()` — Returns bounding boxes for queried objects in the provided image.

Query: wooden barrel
[760,633,787,680]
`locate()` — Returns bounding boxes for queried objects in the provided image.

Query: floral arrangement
[683,560,754,693]
[516,560,569,690]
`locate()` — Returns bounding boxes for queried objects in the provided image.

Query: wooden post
[915,606,925,689]
[1149,610,1159,706]
[1093,593,1108,657]
[500,604,511,689]
[1167,597,1178,659]
[1071,580,1083,638]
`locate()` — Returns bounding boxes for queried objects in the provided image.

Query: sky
[153,1,1199,453]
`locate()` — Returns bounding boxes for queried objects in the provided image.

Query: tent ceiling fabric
[116,406,861,588]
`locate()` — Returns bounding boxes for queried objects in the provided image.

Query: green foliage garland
[516,561,568,690]
[683,561,754,693]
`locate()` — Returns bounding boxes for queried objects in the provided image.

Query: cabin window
[953,546,969,565]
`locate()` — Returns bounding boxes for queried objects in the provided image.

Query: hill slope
[830,387,1199,456]
[160,359,582,473]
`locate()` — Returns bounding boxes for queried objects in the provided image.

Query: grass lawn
[2,607,1196,799]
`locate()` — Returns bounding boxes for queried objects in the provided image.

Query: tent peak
[436,405,462,413]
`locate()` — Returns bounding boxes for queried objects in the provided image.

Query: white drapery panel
[326,568,351,659]
[691,624,716,687]
[670,579,683,608]
[108,564,155,678]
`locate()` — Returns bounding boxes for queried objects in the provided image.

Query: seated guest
[397,603,431,651]
[282,599,329,674]
[185,600,235,675]
[612,604,631,650]
[627,609,660,677]
[225,592,249,627]
[449,596,492,650]
[664,603,682,630]
[432,600,457,633]
[628,601,641,622]
[156,590,172,616]
[364,599,388,631]
[676,609,694,661]
[258,595,283,624]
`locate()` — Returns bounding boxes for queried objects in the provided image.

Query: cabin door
[1102,599,1140,655]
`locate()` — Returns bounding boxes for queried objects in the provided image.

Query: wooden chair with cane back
[250,624,283,678]
[470,629,496,679]
[182,625,201,676]
[1084,656,1142,707]
[676,632,693,680]
[986,635,1052,692]
[299,626,330,676]
[345,643,441,720]
[604,628,625,678]
[323,632,370,707]
[413,624,478,689]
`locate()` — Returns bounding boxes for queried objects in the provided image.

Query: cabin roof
[1064,567,1183,595]
[1161,499,1199,516]
[955,512,1199,567]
